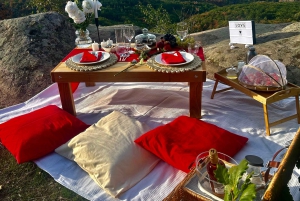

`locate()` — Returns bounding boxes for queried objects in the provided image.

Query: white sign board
[229,21,256,45]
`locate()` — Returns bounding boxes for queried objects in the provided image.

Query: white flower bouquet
[65,0,102,31]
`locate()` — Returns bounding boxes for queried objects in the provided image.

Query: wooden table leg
[57,83,76,116]
[211,79,219,99]
[85,82,95,87]
[296,95,300,124]
[189,82,203,119]
[263,104,271,136]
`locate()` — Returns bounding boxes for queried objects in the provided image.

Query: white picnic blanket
[0,79,299,201]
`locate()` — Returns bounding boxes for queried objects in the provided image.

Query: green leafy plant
[215,159,256,201]
[175,35,195,49]
[28,0,65,14]
[138,3,175,34]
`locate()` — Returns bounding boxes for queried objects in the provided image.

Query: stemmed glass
[177,22,188,42]
[124,25,135,52]
[116,43,127,61]
[115,26,128,61]
[188,41,201,54]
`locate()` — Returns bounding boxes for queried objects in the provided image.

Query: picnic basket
[164,127,300,201]
[163,167,211,201]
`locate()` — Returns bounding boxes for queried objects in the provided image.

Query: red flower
[163,43,172,51]
[156,41,164,49]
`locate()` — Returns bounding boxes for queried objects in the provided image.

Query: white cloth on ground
[0,79,299,201]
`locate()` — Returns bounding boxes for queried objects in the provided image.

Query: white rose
[96,1,102,11]
[73,10,86,24]
[82,0,94,13]
[65,1,79,17]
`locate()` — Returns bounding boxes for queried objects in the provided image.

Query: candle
[100,39,107,48]
[107,38,113,46]
[92,41,99,51]
[94,0,98,18]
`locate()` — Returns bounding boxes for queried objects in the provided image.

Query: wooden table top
[51,59,206,83]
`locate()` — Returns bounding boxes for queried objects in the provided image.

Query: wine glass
[188,43,200,54]
[115,43,127,61]
[177,22,188,42]
[115,26,128,60]
[115,26,126,44]
[124,25,135,52]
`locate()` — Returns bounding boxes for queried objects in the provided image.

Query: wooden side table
[210,68,300,136]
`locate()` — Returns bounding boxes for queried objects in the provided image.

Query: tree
[0,3,13,20]
[138,3,174,34]
[27,0,65,15]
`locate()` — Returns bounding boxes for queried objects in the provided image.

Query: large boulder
[0,12,76,109]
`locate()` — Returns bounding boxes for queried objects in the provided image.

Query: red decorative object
[163,43,172,51]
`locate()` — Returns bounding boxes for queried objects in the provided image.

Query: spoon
[114,59,138,76]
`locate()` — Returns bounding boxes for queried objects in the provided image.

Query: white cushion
[55,111,160,197]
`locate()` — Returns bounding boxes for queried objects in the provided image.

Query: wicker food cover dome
[238,55,287,91]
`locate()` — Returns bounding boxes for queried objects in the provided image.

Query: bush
[0,3,12,20]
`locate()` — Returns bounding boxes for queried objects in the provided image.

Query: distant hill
[2,1,299,32]
[186,2,300,33]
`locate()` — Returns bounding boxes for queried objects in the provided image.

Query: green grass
[0,144,88,201]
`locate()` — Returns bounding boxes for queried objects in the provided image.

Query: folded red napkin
[80,51,102,63]
[161,51,186,64]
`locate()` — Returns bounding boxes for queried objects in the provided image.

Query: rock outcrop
[0,12,299,109]
[191,23,300,85]
[0,12,75,108]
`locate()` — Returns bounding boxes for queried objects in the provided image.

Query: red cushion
[0,105,89,164]
[134,116,248,173]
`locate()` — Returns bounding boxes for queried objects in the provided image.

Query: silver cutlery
[122,53,130,61]
[119,54,124,61]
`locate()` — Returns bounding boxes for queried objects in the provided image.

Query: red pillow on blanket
[0,105,89,164]
[135,115,248,173]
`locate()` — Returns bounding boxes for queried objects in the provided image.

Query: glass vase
[75,29,92,48]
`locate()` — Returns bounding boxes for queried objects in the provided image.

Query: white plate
[71,51,110,64]
[155,51,194,66]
